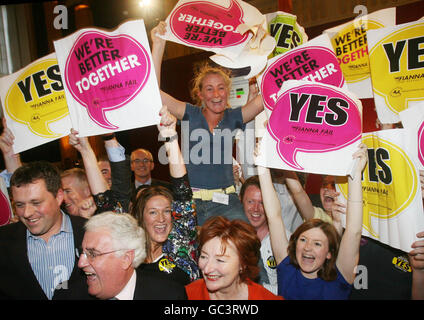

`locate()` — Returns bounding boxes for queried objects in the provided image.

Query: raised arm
[241,81,264,123]
[284,170,315,221]
[102,133,132,212]
[151,21,166,87]
[329,198,345,236]
[158,105,199,279]
[410,231,424,300]
[258,165,290,265]
[336,143,368,284]
[0,118,22,174]
[151,21,186,120]
[157,105,185,179]
[410,173,424,299]
[68,129,109,195]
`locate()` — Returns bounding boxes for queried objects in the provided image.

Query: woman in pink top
[185,216,283,300]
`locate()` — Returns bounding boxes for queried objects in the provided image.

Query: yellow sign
[338,133,418,238]
[368,21,424,116]
[331,20,384,83]
[4,58,68,138]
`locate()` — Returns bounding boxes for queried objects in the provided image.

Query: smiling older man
[78,211,187,300]
[61,168,95,219]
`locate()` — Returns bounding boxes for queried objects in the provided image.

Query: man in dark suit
[0,161,91,300]
[78,211,187,300]
[101,134,173,212]
[130,148,172,190]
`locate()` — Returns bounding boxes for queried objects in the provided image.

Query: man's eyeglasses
[79,248,128,261]
[131,159,152,165]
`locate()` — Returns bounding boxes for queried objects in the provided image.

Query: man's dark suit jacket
[110,155,174,212]
[132,267,187,300]
[0,215,92,300]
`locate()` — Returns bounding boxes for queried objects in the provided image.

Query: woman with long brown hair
[259,144,368,299]
[130,106,199,285]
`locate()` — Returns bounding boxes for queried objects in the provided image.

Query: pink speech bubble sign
[261,46,345,112]
[65,31,151,129]
[267,82,362,170]
[418,121,424,167]
[0,191,11,226]
[169,0,248,49]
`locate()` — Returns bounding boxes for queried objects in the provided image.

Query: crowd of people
[0,21,423,301]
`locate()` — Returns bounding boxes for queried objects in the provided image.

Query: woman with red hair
[185,216,283,300]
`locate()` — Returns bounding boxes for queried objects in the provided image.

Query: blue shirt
[181,103,245,189]
[0,169,12,188]
[105,142,126,162]
[277,256,352,300]
[27,212,76,300]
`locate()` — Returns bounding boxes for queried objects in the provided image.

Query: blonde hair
[190,62,232,106]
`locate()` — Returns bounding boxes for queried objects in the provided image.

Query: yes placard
[337,129,424,252]
[0,52,71,153]
[255,80,362,176]
[163,0,252,59]
[54,19,161,137]
[368,19,424,124]
[257,34,346,115]
[164,0,275,78]
[266,11,308,58]
[324,7,396,99]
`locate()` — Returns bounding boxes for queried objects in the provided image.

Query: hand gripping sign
[323,7,396,99]
[257,34,346,117]
[0,52,72,154]
[54,20,161,137]
[209,22,276,79]
[255,80,362,176]
[368,19,424,124]
[337,129,424,252]
[399,103,424,170]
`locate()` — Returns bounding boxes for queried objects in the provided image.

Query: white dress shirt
[115,270,137,300]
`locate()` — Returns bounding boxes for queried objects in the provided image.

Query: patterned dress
[162,174,200,281]
[93,175,200,281]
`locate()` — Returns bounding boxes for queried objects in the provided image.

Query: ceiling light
[138,0,151,7]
